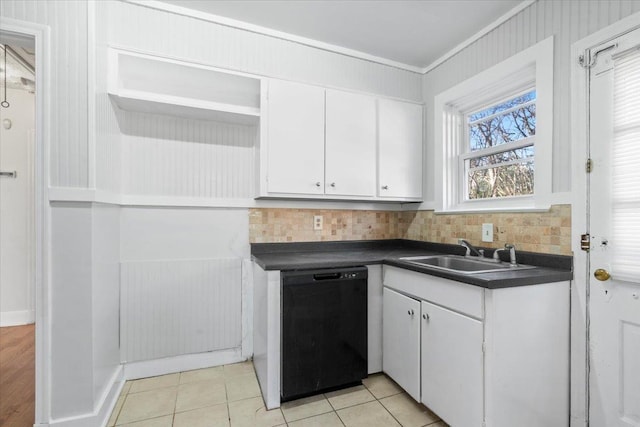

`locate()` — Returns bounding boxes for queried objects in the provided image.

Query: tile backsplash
[249,204,572,255]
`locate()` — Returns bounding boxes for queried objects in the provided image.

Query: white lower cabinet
[382,287,421,401]
[382,266,570,427]
[421,300,483,427]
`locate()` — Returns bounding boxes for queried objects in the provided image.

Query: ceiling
[0,44,35,92]
[158,0,523,69]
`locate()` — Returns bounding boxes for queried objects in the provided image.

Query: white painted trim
[434,36,554,214]
[421,0,536,74]
[46,365,124,427]
[0,310,35,326]
[0,16,51,426]
[124,0,423,73]
[123,348,244,380]
[241,259,254,360]
[47,187,409,211]
[570,11,640,427]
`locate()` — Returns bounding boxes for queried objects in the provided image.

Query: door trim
[570,11,640,427]
[0,17,51,425]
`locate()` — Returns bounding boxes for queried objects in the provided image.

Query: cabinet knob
[382,185,389,190]
[315,182,321,187]
[407,309,414,316]
[330,182,336,188]
[423,313,429,321]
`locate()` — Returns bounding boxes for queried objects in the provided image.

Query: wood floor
[0,324,35,427]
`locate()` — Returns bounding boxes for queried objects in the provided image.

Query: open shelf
[108,48,261,125]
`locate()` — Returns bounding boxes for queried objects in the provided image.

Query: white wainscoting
[120,258,242,363]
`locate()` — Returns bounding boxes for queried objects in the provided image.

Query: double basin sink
[399,255,535,275]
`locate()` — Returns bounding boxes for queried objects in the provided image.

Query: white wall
[0,88,35,326]
[421,0,640,203]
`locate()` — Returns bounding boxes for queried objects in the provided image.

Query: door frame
[0,17,51,425]
[570,11,640,427]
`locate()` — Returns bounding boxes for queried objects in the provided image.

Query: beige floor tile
[116,388,177,425]
[175,379,227,412]
[363,374,403,399]
[119,416,173,427]
[180,366,224,384]
[108,395,125,426]
[325,385,375,410]
[380,393,439,427]
[281,394,334,423]
[429,422,449,427]
[121,381,132,396]
[337,401,401,427]
[129,373,180,394]
[224,360,255,378]
[226,372,261,402]
[228,396,285,427]
[173,403,230,427]
[288,411,345,427]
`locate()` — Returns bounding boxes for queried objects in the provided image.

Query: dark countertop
[251,239,573,289]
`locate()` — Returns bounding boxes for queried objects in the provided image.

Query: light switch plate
[314,215,323,231]
[482,223,493,242]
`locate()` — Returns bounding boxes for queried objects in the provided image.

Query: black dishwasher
[281,266,368,402]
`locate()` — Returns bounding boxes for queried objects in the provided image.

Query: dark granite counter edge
[251,239,573,288]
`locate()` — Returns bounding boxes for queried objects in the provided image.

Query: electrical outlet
[313,215,323,231]
[482,223,493,242]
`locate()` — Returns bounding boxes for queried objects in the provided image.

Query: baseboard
[43,365,124,427]
[0,309,35,327]
[123,347,244,380]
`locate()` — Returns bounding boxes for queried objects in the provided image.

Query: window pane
[469,146,534,169]
[468,91,536,151]
[467,161,534,199]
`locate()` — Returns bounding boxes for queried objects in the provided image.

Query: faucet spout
[457,239,482,257]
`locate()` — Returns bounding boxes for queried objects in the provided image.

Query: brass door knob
[594,268,611,281]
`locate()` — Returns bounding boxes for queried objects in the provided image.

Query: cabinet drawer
[383,266,484,319]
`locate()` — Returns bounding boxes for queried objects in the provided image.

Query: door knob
[594,268,611,281]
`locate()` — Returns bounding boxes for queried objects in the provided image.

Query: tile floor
[108,360,448,427]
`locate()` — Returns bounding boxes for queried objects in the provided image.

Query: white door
[265,79,325,195]
[0,88,35,326]
[588,27,640,427]
[325,90,376,197]
[421,300,483,427]
[382,287,421,401]
[378,99,423,199]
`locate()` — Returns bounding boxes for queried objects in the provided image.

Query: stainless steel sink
[399,255,535,275]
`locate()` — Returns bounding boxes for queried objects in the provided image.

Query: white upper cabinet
[325,90,377,197]
[259,78,423,202]
[378,99,423,199]
[265,79,325,195]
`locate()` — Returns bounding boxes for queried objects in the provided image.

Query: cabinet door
[266,79,325,195]
[378,99,423,199]
[325,90,377,197]
[383,287,421,401]
[421,300,483,427]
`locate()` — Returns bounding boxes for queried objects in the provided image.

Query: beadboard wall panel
[120,111,257,198]
[0,0,89,188]
[120,258,242,363]
[95,1,122,194]
[422,0,640,202]
[106,1,421,102]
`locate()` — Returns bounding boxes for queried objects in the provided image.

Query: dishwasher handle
[313,272,342,281]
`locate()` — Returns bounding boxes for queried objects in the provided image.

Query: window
[434,37,553,212]
[463,89,536,200]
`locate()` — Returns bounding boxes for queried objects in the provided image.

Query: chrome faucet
[493,243,517,266]
[457,239,482,257]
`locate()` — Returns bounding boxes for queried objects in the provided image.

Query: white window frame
[434,36,554,213]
